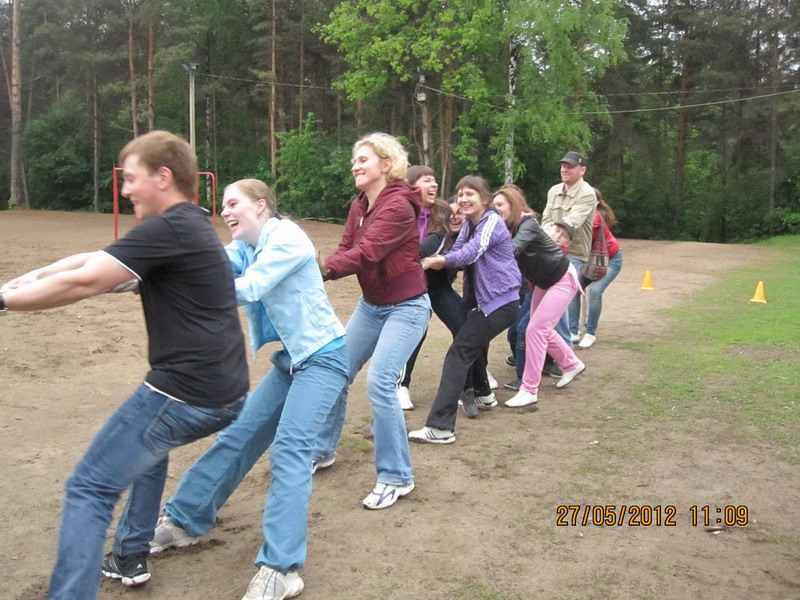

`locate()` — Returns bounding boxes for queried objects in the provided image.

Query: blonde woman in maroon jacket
[312,133,431,510]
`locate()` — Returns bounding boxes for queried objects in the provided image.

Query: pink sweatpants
[520,267,582,394]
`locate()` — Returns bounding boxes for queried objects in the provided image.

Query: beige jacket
[541,179,597,262]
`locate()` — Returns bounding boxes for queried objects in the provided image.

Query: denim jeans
[47,383,243,600]
[583,250,623,335]
[313,294,430,486]
[427,301,518,432]
[567,257,586,335]
[162,345,348,572]
[521,269,582,395]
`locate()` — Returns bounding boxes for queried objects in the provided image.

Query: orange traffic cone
[750,281,767,304]
[640,270,654,291]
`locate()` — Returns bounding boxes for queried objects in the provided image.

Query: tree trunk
[503,42,519,184]
[767,0,780,213]
[439,81,454,199]
[93,72,101,213]
[147,20,155,131]
[127,0,139,137]
[269,0,277,180]
[9,0,24,209]
[674,60,691,230]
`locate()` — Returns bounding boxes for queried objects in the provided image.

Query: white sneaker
[397,385,414,410]
[578,334,596,349]
[475,392,497,409]
[362,481,415,510]
[242,565,304,600]
[570,332,581,343]
[408,426,455,444]
[556,360,586,388]
[149,516,199,554]
[486,369,499,390]
[504,389,538,407]
[311,456,335,474]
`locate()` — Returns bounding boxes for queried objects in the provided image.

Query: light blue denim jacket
[226,217,345,366]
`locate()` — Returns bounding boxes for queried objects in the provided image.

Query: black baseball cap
[559,151,588,167]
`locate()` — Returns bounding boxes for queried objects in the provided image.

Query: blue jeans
[583,250,623,335]
[512,290,570,378]
[568,257,586,335]
[47,384,243,600]
[313,294,430,486]
[162,345,348,572]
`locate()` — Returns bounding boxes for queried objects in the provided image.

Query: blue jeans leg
[48,384,242,600]
[567,257,585,335]
[164,352,294,537]
[366,296,430,485]
[514,291,532,379]
[257,345,348,571]
[313,295,429,485]
[584,250,623,335]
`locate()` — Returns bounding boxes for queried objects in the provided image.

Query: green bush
[275,115,355,222]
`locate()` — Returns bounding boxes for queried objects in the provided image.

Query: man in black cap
[541,151,597,343]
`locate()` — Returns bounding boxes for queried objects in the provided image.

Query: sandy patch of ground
[1,211,797,600]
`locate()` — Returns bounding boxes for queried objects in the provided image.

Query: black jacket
[512,215,570,289]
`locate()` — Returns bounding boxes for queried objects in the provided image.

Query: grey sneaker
[458,390,479,418]
[242,565,304,600]
[149,516,198,554]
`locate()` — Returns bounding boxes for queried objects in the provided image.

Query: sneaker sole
[312,457,336,474]
[409,434,455,445]
[362,483,415,510]
[102,569,151,586]
[475,400,497,409]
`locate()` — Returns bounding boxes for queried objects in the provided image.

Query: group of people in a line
[0,130,621,600]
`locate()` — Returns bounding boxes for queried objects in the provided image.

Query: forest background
[0,0,798,243]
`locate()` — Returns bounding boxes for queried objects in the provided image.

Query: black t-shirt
[103,202,249,408]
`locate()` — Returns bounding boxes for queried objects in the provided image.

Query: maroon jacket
[327,180,427,305]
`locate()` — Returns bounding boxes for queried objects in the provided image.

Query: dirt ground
[2,210,798,600]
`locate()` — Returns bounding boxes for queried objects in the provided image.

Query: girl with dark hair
[492,184,586,408]
[575,188,623,348]
[408,175,521,444]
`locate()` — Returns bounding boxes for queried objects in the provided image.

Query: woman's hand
[316,250,331,280]
[421,255,446,271]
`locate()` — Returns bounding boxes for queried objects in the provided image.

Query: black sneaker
[542,359,562,378]
[505,354,517,367]
[458,390,479,418]
[101,551,151,586]
[504,378,521,391]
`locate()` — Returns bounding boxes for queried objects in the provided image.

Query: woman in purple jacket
[408,175,521,445]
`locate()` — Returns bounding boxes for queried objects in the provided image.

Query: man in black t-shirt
[1,131,249,600]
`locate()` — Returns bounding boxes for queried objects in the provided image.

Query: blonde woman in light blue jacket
[149,179,348,600]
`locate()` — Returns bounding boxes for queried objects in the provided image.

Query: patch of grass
[759,531,800,547]
[338,435,373,454]
[454,580,517,600]
[627,236,800,457]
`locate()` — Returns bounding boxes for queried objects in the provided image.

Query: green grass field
[635,236,800,462]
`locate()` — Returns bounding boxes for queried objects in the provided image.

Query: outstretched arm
[2,251,136,311]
